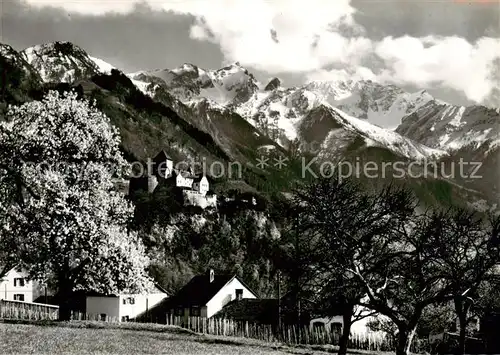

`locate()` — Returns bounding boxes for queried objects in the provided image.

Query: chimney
[209,269,214,283]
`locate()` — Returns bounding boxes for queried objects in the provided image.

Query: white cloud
[306,67,377,83]
[24,0,364,72]
[168,0,364,73]
[22,0,500,105]
[374,35,500,103]
[23,0,146,15]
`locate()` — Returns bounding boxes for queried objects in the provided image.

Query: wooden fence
[162,314,395,351]
[0,299,59,320]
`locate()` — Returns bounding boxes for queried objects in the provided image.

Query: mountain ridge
[5,40,500,209]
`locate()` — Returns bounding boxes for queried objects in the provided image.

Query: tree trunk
[57,279,73,321]
[297,296,301,343]
[458,316,467,355]
[277,270,281,334]
[338,304,354,355]
[454,297,470,355]
[395,324,417,355]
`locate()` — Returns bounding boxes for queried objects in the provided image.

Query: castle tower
[152,150,174,179]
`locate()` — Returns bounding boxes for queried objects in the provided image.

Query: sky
[1,0,499,109]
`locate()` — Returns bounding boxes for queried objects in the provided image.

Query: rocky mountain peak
[176,63,199,73]
[21,41,100,83]
[129,61,259,106]
[0,43,39,78]
[396,102,500,152]
[0,43,21,59]
[0,42,43,103]
[264,77,281,91]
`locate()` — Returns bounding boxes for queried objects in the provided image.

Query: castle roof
[153,150,173,162]
[173,169,196,179]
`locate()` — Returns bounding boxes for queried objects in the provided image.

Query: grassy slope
[0,322,387,355]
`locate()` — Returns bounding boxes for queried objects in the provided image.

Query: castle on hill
[128,150,217,209]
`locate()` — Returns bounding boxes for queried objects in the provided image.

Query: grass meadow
[0,321,391,355]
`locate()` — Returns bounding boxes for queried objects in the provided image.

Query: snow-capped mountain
[128,62,259,107]
[130,64,448,161]
[6,40,499,206]
[133,60,499,160]
[310,105,446,161]
[20,41,114,83]
[395,100,500,207]
[133,64,439,129]
[397,101,500,153]
[305,81,439,128]
[89,56,115,75]
[15,41,497,162]
[235,81,438,144]
[1,43,41,80]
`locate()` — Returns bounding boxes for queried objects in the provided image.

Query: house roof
[0,265,25,279]
[167,273,258,308]
[155,284,169,295]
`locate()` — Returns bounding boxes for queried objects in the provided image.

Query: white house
[166,270,258,321]
[0,267,41,303]
[310,306,382,336]
[85,285,169,322]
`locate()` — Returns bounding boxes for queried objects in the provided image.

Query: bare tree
[348,211,445,355]
[278,175,500,355]
[349,208,499,355]
[272,194,323,334]
[291,176,415,355]
[422,209,500,355]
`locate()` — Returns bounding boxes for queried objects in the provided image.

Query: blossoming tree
[0,90,152,319]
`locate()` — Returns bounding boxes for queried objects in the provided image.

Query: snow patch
[447,106,466,128]
[327,105,448,160]
[129,78,152,96]
[89,56,115,74]
[257,145,276,152]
